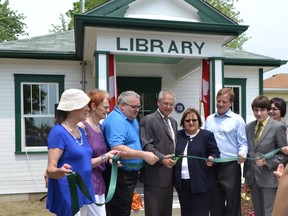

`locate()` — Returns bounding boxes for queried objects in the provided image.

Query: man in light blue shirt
[205,88,248,216]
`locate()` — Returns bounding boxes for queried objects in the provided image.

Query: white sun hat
[57,89,90,111]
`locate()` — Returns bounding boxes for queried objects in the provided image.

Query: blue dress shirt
[204,109,248,158]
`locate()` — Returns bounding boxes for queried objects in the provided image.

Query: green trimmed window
[14,74,64,153]
[224,78,247,122]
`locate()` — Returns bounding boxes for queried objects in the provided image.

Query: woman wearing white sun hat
[46,88,120,216]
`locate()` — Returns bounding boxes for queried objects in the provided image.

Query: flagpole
[81,0,85,13]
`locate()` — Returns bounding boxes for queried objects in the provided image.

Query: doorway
[117,76,161,119]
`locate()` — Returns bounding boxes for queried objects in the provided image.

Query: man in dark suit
[244,95,287,216]
[140,89,177,216]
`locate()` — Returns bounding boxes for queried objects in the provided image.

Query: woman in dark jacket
[174,108,220,216]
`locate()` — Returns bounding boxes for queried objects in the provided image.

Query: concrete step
[131,206,180,216]
[132,183,181,216]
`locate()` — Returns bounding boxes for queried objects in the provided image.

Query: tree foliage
[49,0,107,33]
[0,0,28,42]
[204,0,250,50]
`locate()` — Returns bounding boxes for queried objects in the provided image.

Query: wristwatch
[101,154,107,163]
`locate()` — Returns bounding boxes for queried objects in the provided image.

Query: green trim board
[259,68,264,95]
[115,55,182,64]
[86,0,134,16]
[94,52,101,89]
[184,0,237,24]
[14,74,64,153]
[0,51,77,60]
[224,58,287,67]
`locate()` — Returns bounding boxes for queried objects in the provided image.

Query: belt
[119,168,139,173]
[216,161,238,166]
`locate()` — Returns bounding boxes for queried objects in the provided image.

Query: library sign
[96,32,222,57]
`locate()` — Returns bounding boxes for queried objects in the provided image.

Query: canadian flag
[201,59,210,119]
[108,54,117,111]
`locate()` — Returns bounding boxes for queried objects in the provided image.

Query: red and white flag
[201,59,210,119]
[108,54,117,111]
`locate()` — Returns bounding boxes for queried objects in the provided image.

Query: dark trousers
[105,168,139,216]
[177,179,213,216]
[144,184,173,216]
[210,162,241,216]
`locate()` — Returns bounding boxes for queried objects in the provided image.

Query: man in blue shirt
[102,90,159,216]
[205,88,248,216]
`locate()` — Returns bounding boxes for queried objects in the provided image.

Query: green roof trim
[184,0,237,24]
[86,0,134,16]
[75,14,247,34]
[0,50,77,60]
[223,58,287,67]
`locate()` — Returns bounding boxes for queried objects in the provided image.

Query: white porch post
[94,52,109,91]
[210,58,224,113]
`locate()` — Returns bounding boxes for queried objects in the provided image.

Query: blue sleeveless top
[46,124,95,216]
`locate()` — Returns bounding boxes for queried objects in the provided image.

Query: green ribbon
[121,162,147,169]
[172,148,282,163]
[67,154,119,215]
[66,148,281,215]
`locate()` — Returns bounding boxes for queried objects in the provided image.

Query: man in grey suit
[244,95,287,216]
[140,89,177,216]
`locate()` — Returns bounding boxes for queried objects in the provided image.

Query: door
[117,77,161,119]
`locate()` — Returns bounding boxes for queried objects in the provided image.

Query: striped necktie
[164,117,175,145]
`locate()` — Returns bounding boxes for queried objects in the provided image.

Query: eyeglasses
[100,105,110,111]
[271,107,280,111]
[124,102,141,110]
[184,119,198,123]
[162,102,174,107]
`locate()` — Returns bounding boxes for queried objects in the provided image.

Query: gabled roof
[86,0,237,25]
[74,0,248,57]
[264,73,288,89]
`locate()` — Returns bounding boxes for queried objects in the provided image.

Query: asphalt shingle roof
[264,73,288,88]
[0,30,75,53]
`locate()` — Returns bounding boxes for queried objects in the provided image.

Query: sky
[8,0,288,79]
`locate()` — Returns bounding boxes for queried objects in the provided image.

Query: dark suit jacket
[174,129,220,193]
[139,111,177,187]
[244,117,287,188]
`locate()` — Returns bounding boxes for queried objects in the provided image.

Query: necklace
[87,118,101,132]
[65,121,84,146]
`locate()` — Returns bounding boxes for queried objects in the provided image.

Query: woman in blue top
[46,89,120,216]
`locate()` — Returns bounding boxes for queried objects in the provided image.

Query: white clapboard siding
[0,58,96,195]
[225,65,261,123]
